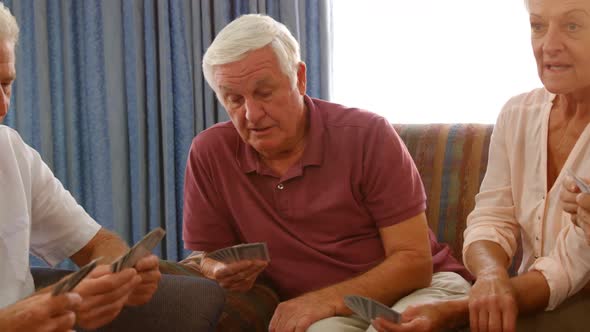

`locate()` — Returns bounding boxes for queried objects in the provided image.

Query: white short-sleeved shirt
[463,88,590,310]
[0,125,101,308]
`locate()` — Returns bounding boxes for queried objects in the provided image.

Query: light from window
[332,0,541,124]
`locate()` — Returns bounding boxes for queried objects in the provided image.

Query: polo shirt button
[277,183,284,190]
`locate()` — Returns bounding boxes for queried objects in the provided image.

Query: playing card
[206,242,270,263]
[111,227,166,272]
[234,243,270,261]
[344,295,401,324]
[52,257,101,296]
[206,248,233,262]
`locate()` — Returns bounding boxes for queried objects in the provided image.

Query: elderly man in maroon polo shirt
[181,14,472,332]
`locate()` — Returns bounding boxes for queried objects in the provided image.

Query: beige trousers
[306,271,471,332]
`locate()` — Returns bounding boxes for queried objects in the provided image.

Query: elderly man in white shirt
[0,4,160,332]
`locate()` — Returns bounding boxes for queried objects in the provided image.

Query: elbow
[403,251,433,289]
[416,254,434,288]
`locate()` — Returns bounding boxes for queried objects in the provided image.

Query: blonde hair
[202,14,301,92]
[0,3,18,45]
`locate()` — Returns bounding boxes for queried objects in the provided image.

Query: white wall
[332,0,542,123]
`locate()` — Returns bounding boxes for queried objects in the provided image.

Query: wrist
[477,266,509,279]
[304,289,342,315]
[444,298,470,329]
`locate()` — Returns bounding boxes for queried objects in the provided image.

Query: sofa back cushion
[393,124,494,263]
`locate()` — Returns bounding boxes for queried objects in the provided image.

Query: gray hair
[202,14,301,92]
[0,3,18,45]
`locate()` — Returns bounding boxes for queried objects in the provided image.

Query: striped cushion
[394,123,494,264]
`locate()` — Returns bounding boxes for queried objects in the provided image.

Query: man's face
[529,0,590,95]
[214,46,307,159]
[0,40,14,124]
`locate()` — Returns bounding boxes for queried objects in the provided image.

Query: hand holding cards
[344,295,401,324]
[568,169,590,193]
[206,242,270,263]
[111,227,166,272]
[52,257,101,296]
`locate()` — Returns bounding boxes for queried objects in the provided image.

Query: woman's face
[529,0,590,96]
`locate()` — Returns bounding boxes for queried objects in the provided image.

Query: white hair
[202,14,301,92]
[0,3,18,45]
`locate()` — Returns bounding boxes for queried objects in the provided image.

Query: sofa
[393,123,494,267]
[31,123,590,331]
[157,123,496,331]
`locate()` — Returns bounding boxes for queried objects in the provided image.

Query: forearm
[511,270,550,313]
[70,228,129,266]
[431,272,549,328]
[465,240,510,277]
[309,249,432,315]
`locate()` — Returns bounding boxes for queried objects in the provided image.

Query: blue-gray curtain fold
[3,0,332,264]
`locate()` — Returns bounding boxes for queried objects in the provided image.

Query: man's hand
[468,270,518,332]
[0,292,81,332]
[200,256,267,292]
[126,254,161,306]
[268,292,337,332]
[74,264,141,330]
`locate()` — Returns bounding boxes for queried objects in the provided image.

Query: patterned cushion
[393,123,494,264]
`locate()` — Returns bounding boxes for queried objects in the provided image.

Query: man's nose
[244,98,265,123]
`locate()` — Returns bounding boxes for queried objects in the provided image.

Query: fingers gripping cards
[51,257,101,296]
[344,295,401,324]
[205,242,270,263]
[568,169,590,193]
[111,227,166,273]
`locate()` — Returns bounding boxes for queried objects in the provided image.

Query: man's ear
[296,62,307,95]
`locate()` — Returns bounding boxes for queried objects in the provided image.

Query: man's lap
[31,266,225,332]
[307,272,471,332]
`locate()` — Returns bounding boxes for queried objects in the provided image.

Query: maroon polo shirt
[183,96,471,300]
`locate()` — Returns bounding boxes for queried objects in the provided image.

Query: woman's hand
[560,175,581,224]
[576,193,590,245]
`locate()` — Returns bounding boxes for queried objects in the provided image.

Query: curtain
[3,0,332,264]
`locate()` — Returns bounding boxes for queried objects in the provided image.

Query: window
[332,0,541,123]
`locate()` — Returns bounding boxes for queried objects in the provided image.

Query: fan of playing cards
[111,227,166,272]
[344,295,401,324]
[205,242,270,263]
[51,257,102,296]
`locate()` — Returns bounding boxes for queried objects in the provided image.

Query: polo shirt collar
[237,95,325,174]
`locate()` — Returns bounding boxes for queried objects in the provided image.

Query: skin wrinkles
[213,45,308,171]
[530,0,590,101]
[0,40,15,123]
